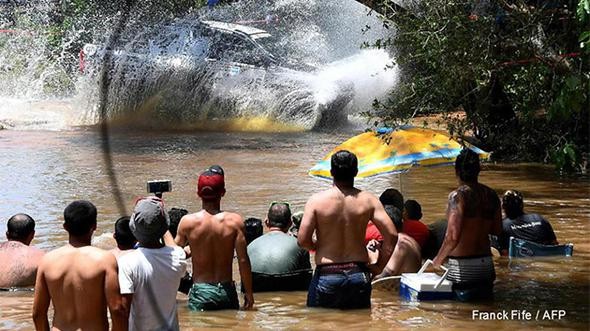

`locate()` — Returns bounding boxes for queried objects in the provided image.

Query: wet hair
[379,188,404,211]
[404,200,423,220]
[63,200,97,236]
[267,203,292,229]
[385,205,403,232]
[6,213,35,241]
[502,190,524,219]
[168,207,188,238]
[114,216,136,248]
[330,150,358,181]
[244,217,263,245]
[455,148,480,182]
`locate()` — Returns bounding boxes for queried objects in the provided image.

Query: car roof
[200,20,271,40]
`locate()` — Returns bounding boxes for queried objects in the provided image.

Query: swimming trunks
[446,255,495,301]
[307,262,372,309]
[188,281,239,311]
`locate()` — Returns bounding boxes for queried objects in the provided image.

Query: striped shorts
[446,255,496,287]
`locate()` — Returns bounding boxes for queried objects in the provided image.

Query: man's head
[455,148,481,183]
[502,190,524,219]
[244,217,263,245]
[379,188,404,211]
[64,200,97,237]
[168,207,188,238]
[6,213,35,244]
[385,205,403,232]
[113,216,136,250]
[403,200,423,221]
[266,202,292,232]
[129,196,170,246]
[330,150,358,182]
[197,165,226,202]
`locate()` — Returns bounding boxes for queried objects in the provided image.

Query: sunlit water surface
[0,129,588,330]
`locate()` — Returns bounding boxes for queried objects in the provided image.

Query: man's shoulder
[118,249,142,267]
[221,211,244,228]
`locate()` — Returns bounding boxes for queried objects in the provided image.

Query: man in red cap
[175,165,254,311]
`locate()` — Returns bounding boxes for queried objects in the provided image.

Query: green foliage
[550,142,578,175]
[370,0,589,174]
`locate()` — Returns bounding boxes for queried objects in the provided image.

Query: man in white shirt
[118,197,187,331]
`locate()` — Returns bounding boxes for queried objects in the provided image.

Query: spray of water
[0,0,398,131]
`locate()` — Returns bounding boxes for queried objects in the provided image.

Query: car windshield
[205,30,275,67]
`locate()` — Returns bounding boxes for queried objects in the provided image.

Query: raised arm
[297,198,317,251]
[174,216,189,247]
[369,197,398,276]
[32,262,50,331]
[433,191,464,267]
[104,253,129,331]
[234,217,254,310]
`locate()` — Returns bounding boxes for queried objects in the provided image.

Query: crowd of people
[0,148,560,330]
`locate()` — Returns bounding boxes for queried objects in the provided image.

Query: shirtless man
[373,205,422,279]
[433,148,502,301]
[175,165,254,311]
[298,150,397,309]
[0,213,44,288]
[32,200,127,331]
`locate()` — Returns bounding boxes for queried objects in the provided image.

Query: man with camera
[174,165,254,311]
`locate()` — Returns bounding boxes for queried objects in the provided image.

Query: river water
[0,127,588,330]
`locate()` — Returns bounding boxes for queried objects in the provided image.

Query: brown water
[0,128,589,330]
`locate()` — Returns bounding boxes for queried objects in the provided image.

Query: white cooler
[399,259,454,301]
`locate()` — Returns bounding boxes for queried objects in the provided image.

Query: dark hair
[244,217,263,245]
[455,148,480,182]
[168,207,188,238]
[6,213,35,240]
[404,200,423,220]
[502,190,524,219]
[64,200,97,236]
[114,216,136,248]
[330,150,358,181]
[267,203,292,229]
[385,205,403,232]
[379,188,404,211]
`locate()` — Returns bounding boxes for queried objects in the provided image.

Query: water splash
[0,0,398,131]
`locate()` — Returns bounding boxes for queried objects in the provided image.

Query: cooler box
[399,259,453,301]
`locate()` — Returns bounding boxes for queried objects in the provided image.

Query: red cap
[197,170,225,199]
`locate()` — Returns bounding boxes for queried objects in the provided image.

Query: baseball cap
[197,165,226,199]
[129,196,170,244]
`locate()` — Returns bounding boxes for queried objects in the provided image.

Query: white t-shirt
[118,246,187,331]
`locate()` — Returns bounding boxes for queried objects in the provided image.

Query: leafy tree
[368,0,588,172]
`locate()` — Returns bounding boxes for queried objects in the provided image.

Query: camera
[147,180,172,197]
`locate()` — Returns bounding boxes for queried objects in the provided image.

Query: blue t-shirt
[499,213,557,250]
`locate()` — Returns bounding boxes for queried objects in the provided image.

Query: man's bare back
[32,245,124,331]
[176,208,253,310]
[299,186,396,273]
[177,210,243,283]
[448,184,501,257]
[0,241,44,288]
